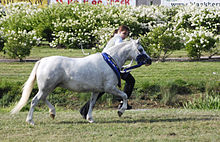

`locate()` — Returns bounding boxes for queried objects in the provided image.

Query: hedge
[0,3,219,60]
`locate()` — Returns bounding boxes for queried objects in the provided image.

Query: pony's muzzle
[145,58,152,65]
[136,54,152,65]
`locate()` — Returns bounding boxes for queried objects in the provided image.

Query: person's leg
[122,72,135,99]
[80,92,104,119]
[118,72,135,109]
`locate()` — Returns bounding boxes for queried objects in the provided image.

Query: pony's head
[130,39,152,66]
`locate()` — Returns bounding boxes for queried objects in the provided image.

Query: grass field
[0,47,219,109]
[0,109,219,141]
[0,46,95,60]
[1,61,219,87]
[0,47,220,141]
[1,46,219,83]
[0,46,218,60]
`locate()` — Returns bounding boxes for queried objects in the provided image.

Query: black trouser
[79,72,135,119]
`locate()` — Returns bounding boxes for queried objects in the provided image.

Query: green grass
[1,47,219,84]
[1,61,219,85]
[1,62,35,82]
[0,48,219,109]
[0,46,95,60]
[0,109,219,141]
[133,62,220,88]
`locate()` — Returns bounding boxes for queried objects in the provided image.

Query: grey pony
[11,39,151,125]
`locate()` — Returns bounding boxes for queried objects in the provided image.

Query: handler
[80,25,135,119]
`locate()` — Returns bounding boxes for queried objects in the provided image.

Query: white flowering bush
[49,4,162,48]
[1,2,40,31]
[0,3,41,59]
[0,4,5,18]
[185,28,219,59]
[3,30,40,60]
[0,3,219,59]
[174,5,220,58]
[174,6,220,34]
[50,3,104,48]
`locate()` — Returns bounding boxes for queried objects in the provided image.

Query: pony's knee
[121,93,128,100]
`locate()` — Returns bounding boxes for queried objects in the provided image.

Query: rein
[123,54,150,72]
[102,52,151,87]
[123,62,145,73]
[102,52,121,88]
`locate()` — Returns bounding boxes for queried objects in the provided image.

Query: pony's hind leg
[87,92,99,123]
[26,90,47,125]
[45,99,56,119]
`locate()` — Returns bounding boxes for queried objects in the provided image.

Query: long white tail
[11,61,40,114]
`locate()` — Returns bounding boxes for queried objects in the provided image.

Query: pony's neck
[104,42,132,69]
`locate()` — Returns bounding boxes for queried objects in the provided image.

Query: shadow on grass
[57,115,220,124]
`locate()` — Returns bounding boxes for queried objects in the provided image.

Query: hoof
[50,114,55,120]
[118,111,123,117]
[87,118,94,123]
[26,120,35,126]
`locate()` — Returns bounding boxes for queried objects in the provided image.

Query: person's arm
[122,60,133,68]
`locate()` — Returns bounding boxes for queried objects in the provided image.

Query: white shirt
[105,34,123,49]
[104,34,133,70]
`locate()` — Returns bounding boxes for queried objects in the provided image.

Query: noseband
[136,54,152,65]
[123,54,152,73]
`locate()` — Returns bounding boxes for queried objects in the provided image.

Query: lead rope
[80,42,90,56]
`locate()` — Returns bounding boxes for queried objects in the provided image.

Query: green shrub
[140,25,184,61]
[137,81,161,101]
[0,81,22,107]
[160,87,177,106]
[205,82,220,95]
[0,77,219,109]
[184,93,220,110]
[168,79,191,94]
[185,29,218,59]
[0,38,5,52]
[3,30,40,60]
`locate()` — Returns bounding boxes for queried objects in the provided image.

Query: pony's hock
[10,39,151,125]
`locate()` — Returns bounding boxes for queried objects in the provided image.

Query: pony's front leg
[117,92,127,117]
[86,92,98,123]
[118,93,128,117]
[107,87,128,117]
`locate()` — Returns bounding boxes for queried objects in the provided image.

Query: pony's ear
[136,38,141,44]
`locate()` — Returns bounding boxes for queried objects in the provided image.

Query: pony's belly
[59,81,104,93]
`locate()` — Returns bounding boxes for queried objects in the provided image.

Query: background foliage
[0,3,219,110]
[0,3,219,60]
